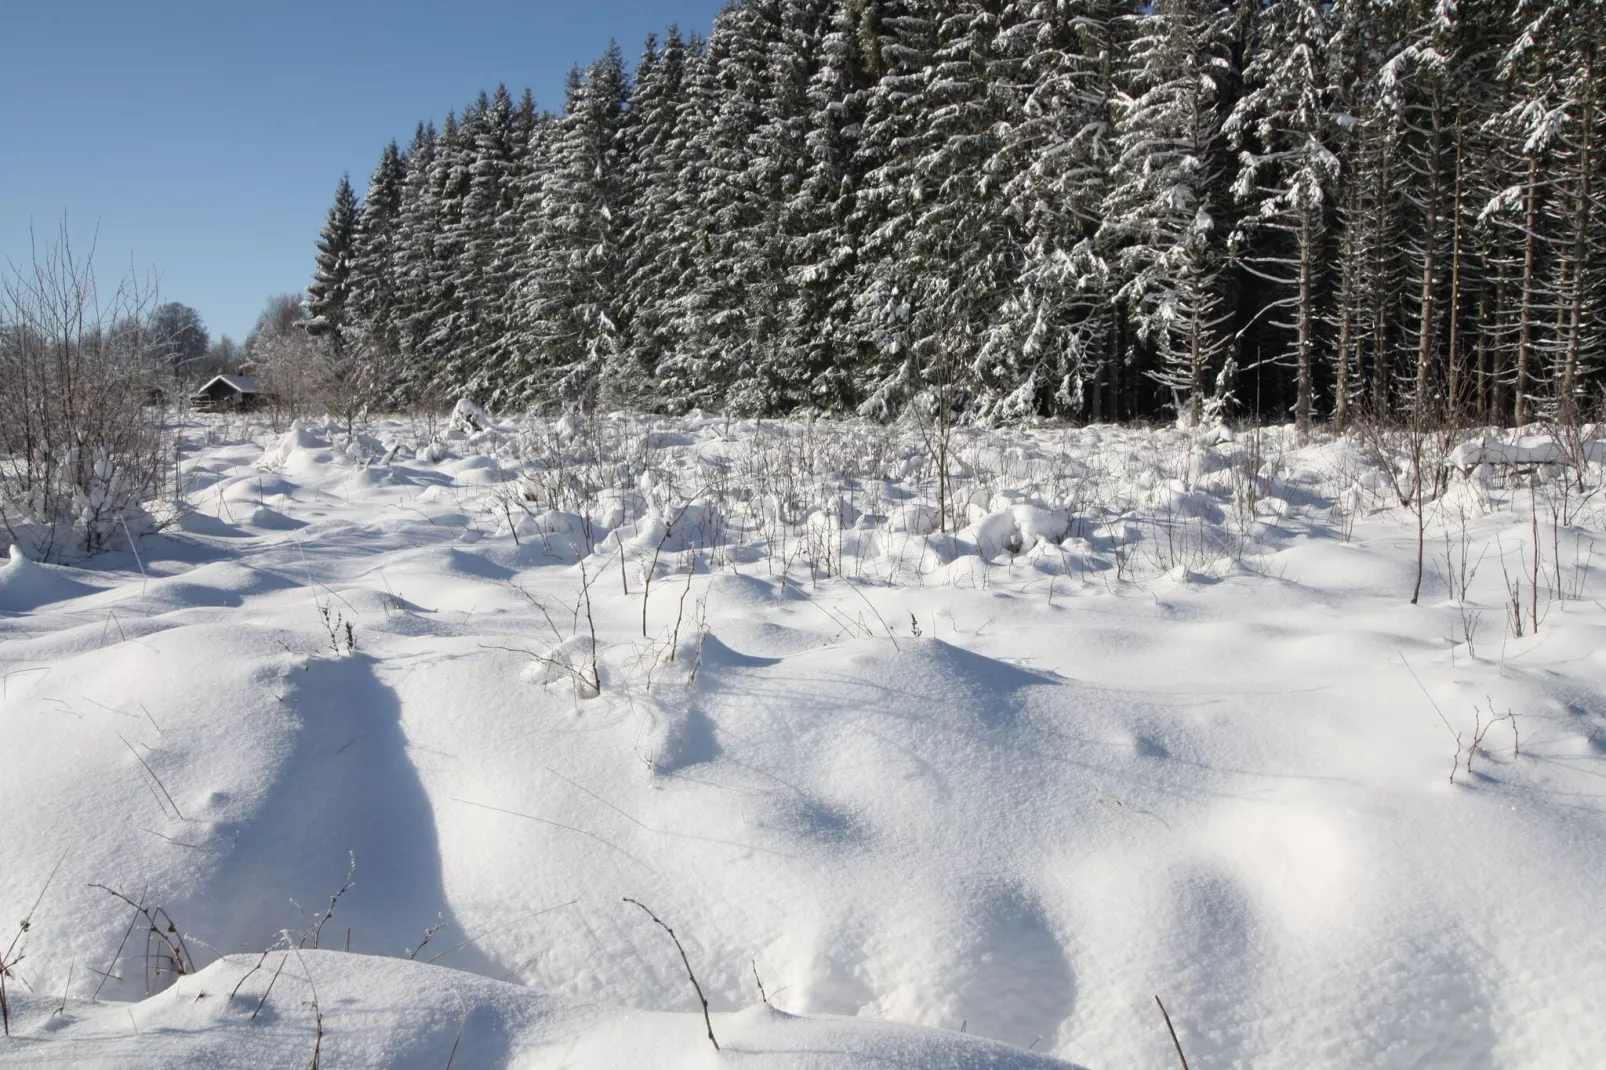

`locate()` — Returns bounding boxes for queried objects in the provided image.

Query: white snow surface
[3,413,1605,1068]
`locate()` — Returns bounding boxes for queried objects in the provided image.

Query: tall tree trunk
[1561,49,1595,426]
[1335,218,1355,429]
[1296,202,1313,434]
[1413,92,1442,426]
[1371,135,1394,417]
[1414,199,1437,423]
[1446,110,1466,425]
[1515,153,1541,427]
[1476,288,1490,423]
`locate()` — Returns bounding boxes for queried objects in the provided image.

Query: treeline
[303,0,1603,428]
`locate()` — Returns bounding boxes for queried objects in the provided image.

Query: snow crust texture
[2,413,1605,1068]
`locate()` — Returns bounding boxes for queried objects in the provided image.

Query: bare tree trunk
[1335,219,1355,430]
[1515,153,1541,427]
[1494,261,1510,421]
[1189,306,1203,427]
[1446,110,1466,425]
[1476,289,1490,423]
[1296,202,1313,434]
[1371,135,1395,417]
[1414,200,1437,424]
[1414,92,1443,426]
[1561,48,1595,426]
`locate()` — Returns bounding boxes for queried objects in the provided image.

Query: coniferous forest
[303,0,1604,429]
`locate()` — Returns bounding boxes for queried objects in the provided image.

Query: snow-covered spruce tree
[1323,0,1378,428]
[514,49,630,410]
[1225,0,1342,433]
[746,0,833,414]
[848,0,939,420]
[648,34,721,414]
[1477,0,1580,428]
[447,86,520,403]
[1420,0,1525,428]
[391,122,439,406]
[1100,0,1240,427]
[349,140,407,376]
[783,1,876,413]
[305,173,359,352]
[613,29,691,411]
[419,110,472,398]
[994,0,1124,421]
[1330,0,1414,420]
[908,0,1026,425]
[481,87,545,408]
[672,2,789,416]
[501,100,556,403]
[1375,1,1466,426]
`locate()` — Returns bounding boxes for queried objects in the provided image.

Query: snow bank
[3,951,1083,1069]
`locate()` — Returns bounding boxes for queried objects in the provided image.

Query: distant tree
[196,334,243,379]
[149,301,210,378]
[243,292,308,359]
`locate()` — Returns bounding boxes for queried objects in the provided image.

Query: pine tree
[420,110,472,396]
[350,141,407,366]
[1227,0,1342,431]
[1101,0,1240,426]
[614,30,686,410]
[910,0,1024,423]
[785,0,876,411]
[515,48,630,408]
[849,0,939,419]
[995,0,1123,420]
[305,174,360,350]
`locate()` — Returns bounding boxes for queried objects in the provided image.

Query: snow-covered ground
[3,412,1605,1068]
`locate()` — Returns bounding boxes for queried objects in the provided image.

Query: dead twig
[1155,994,1191,1070]
[2,852,67,1036]
[622,898,719,1051]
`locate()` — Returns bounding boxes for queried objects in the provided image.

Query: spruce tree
[305,174,360,351]
[515,48,630,408]
[351,141,407,367]
[1101,0,1240,426]
[1226,0,1343,431]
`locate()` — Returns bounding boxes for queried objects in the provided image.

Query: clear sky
[0,1,728,344]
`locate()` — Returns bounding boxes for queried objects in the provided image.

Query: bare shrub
[0,225,172,560]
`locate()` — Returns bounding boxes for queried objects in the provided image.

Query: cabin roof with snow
[194,375,262,396]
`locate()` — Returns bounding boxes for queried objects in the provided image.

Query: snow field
[2,413,1605,1067]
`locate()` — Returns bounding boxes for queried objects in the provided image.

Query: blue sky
[0,1,727,343]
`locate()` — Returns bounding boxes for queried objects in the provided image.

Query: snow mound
[0,543,104,611]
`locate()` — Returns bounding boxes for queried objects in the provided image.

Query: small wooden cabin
[191,375,266,413]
